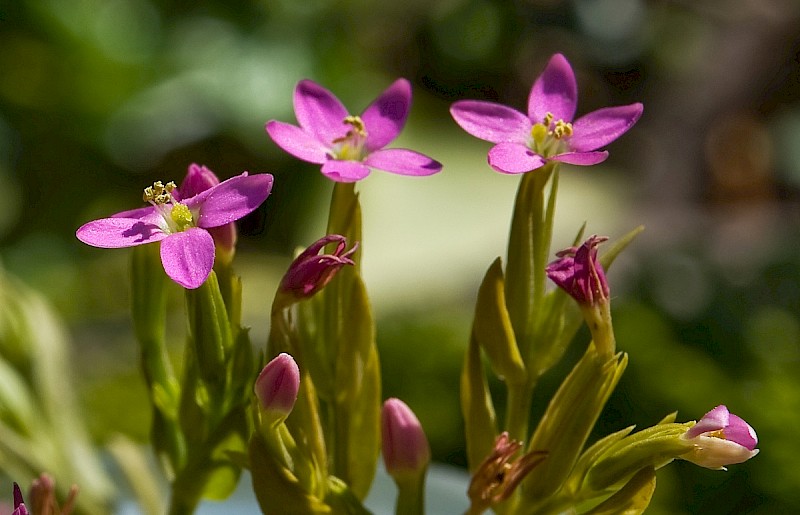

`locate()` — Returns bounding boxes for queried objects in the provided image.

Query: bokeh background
[1,0,800,513]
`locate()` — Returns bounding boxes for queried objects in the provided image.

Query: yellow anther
[553,120,573,139]
[543,112,554,127]
[169,203,194,231]
[143,180,177,204]
[343,115,367,137]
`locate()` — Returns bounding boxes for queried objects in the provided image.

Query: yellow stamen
[143,181,177,204]
[553,120,573,139]
[343,115,367,137]
[543,112,554,127]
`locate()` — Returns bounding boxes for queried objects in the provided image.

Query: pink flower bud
[12,483,28,515]
[280,235,357,299]
[681,405,759,470]
[381,398,431,477]
[546,235,609,306]
[254,353,300,419]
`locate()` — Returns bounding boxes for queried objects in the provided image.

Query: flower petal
[76,214,167,248]
[294,79,350,144]
[569,103,643,152]
[550,151,609,166]
[487,142,547,174]
[188,173,274,228]
[159,228,215,289]
[686,405,729,438]
[266,120,329,164]
[364,148,442,176]
[726,414,758,451]
[320,160,372,182]
[528,53,578,124]
[179,163,220,199]
[362,78,411,152]
[450,101,531,144]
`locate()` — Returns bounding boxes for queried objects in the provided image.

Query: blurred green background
[1,0,799,512]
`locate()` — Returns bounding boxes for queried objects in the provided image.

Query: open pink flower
[450,53,643,174]
[76,170,273,289]
[266,79,442,182]
[681,405,759,470]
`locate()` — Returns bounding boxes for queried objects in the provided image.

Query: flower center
[330,115,368,161]
[529,112,573,157]
[143,180,196,233]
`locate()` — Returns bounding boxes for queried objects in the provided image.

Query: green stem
[504,381,535,444]
[394,471,427,515]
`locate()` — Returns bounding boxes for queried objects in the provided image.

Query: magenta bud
[12,483,28,515]
[254,353,300,420]
[381,398,431,477]
[681,405,759,470]
[546,235,610,306]
[280,235,358,299]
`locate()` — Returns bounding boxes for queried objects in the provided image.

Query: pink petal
[293,79,350,145]
[179,163,220,199]
[320,159,371,182]
[528,53,578,124]
[159,228,215,289]
[364,148,442,177]
[450,100,531,144]
[76,213,167,248]
[550,150,609,166]
[687,405,730,439]
[266,120,329,164]
[361,78,411,152]
[569,103,643,152]
[725,414,758,451]
[487,142,547,174]
[187,173,274,228]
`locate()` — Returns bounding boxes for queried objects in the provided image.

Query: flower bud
[546,235,609,306]
[12,483,28,515]
[279,235,358,300]
[381,398,431,477]
[254,353,300,423]
[680,405,759,470]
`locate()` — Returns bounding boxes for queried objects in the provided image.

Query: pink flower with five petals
[450,53,643,174]
[76,169,273,289]
[266,79,442,182]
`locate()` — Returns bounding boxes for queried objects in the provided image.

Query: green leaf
[460,333,499,472]
[473,258,526,384]
[586,467,657,515]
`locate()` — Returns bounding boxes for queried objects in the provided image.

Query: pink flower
[76,170,273,289]
[381,398,431,477]
[546,235,610,306]
[280,234,358,299]
[266,79,442,182]
[254,353,300,420]
[450,53,643,174]
[681,405,759,470]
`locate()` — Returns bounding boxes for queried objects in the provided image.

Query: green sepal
[585,466,657,515]
[460,333,499,472]
[505,167,556,349]
[185,271,233,390]
[598,225,645,270]
[562,425,636,497]
[249,431,332,515]
[285,371,330,500]
[332,273,380,499]
[473,258,527,385]
[327,182,363,270]
[325,476,374,515]
[585,422,692,492]
[522,344,628,503]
